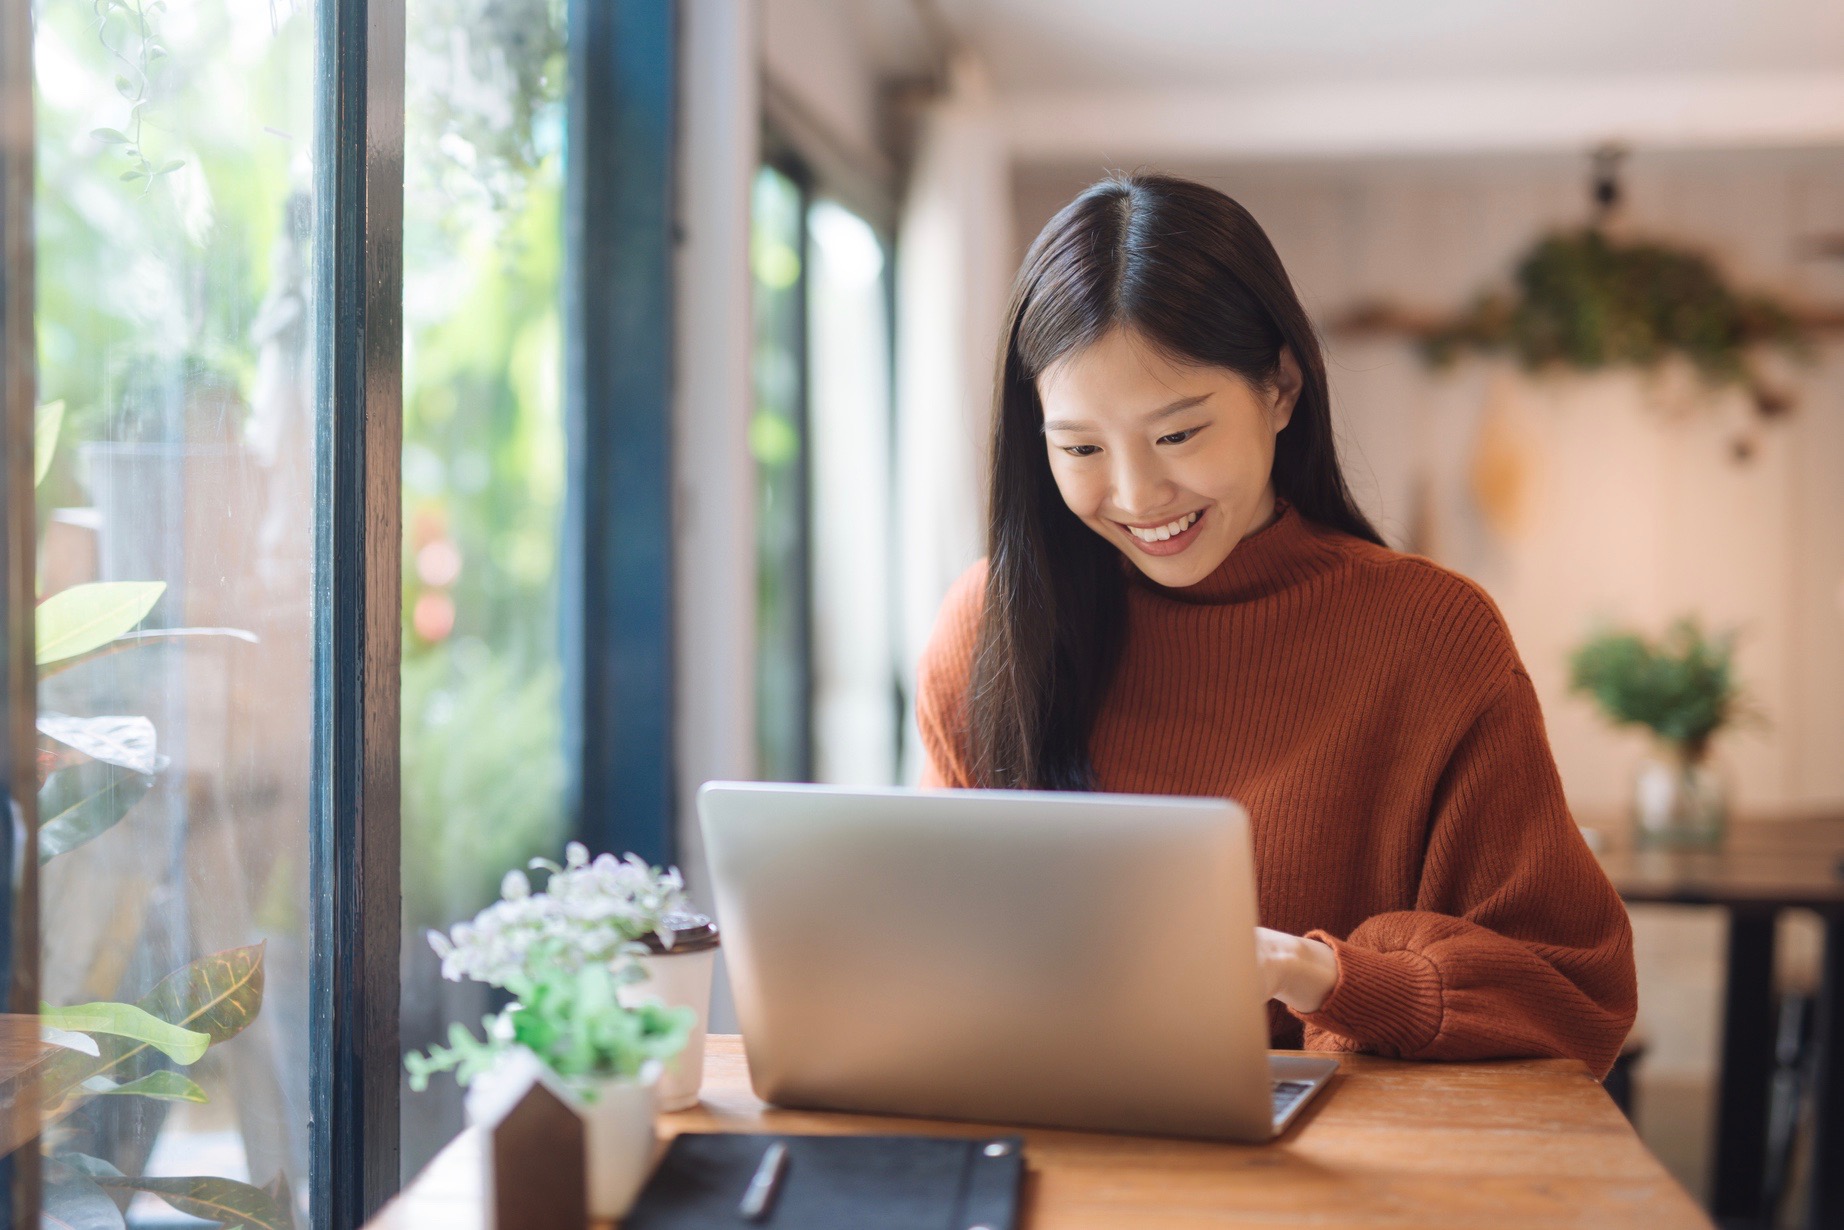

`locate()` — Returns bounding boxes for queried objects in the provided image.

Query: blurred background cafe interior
[5,0,1844,1226]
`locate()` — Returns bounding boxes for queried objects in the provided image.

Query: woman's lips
[1117,507,1206,557]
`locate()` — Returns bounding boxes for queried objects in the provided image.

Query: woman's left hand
[1255,927,1339,1013]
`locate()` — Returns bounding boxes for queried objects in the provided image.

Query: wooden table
[1596,816,1844,1230]
[370,1035,1706,1229]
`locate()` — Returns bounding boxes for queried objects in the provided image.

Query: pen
[738,1140,788,1222]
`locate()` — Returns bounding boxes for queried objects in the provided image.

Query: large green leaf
[36,582,166,667]
[95,1175,294,1230]
[41,1002,209,1065]
[36,400,65,489]
[14,944,267,1154]
[41,1170,126,1230]
[81,1070,209,1103]
[138,941,267,1046]
[37,760,155,863]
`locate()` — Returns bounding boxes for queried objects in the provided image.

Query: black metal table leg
[1713,908,1778,1226]
[1805,910,1844,1230]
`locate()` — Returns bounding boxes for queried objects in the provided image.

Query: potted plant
[409,844,718,1216]
[523,843,721,1110]
[406,954,691,1219]
[428,843,720,1110]
[1569,618,1743,847]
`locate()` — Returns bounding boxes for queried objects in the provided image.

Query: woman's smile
[1116,507,1206,555]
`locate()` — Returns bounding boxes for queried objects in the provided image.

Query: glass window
[32,1,318,1225]
[750,164,811,782]
[751,166,899,789]
[398,0,570,1182]
[806,199,896,786]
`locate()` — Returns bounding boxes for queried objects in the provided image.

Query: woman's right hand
[1255,926,1338,1013]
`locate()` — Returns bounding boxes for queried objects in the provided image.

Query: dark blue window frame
[562,0,678,869]
[311,0,406,1224]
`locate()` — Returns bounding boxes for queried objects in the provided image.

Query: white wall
[1016,148,1844,816]
[673,0,760,1034]
[760,0,891,189]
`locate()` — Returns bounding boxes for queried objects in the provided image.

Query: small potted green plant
[407,953,690,1219]
[410,844,714,1217]
[428,843,720,1110]
[1569,618,1742,847]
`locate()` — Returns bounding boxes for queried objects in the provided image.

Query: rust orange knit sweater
[917,503,1637,1078]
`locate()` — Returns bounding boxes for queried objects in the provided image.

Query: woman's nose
[1111,452,1175,517]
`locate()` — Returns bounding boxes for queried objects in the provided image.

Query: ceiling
[902,0,1844,92]
[832,0,1844,159]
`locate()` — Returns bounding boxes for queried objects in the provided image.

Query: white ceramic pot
[622,945,717,1111]
[580,1072,660,1221]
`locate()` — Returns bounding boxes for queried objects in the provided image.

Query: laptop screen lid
[697,782,1277,1141]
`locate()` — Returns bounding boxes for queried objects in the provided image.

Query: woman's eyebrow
[1041,393,1212,435]
[1146,393,1211,421]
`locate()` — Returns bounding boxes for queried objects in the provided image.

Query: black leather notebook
[624,1131,1026,1229]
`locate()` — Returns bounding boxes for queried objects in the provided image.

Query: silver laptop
[697,781,1336,1141]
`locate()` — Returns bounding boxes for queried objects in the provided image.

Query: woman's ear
[1270,348,1303,433]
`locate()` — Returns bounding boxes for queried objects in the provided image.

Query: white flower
[425,845,692,989]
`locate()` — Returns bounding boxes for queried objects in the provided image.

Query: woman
[917,173,1636,1076]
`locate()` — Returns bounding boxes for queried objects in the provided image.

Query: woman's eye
[1157,429,1199,446]
[1061,444,1101,457]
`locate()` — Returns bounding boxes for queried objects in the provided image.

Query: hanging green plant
[1419,227,1807,417]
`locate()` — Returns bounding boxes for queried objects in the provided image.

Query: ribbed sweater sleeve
[1295,668,1637,1078]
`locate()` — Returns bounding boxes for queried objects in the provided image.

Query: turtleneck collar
[1124,501,1347,605]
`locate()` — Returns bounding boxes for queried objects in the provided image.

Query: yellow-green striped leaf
[36,582,166,666]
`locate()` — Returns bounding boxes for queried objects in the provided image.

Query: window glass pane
[806,199,896,785]
[751,164,809,781]
[33,1,317,1225]
[398,0,569,1182]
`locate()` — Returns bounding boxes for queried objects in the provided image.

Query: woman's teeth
[1126,511,1200,542]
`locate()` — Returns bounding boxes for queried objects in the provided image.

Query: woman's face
[1037,327,1300,589]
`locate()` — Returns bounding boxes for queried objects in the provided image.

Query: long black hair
[967,172,1384,790]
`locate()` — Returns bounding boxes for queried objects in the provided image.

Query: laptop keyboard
[1271,1079,1314,1120]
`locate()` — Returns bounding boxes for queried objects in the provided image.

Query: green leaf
[40,1002,209,1065]
[13,954,265,1156]
[35,581,166,666]
[95,1175,293,1230]
[153,160,183,176]
[81,1070,209,1103]
[41,1168,125,1230]
[37,760,155,862]
[89,128,129,145]
[58,1152,125,1180]
[37,712,158,775]
[120,170,144,182]
[114,75,135,98]
[137,941,267,1047]
[35,400,64,487]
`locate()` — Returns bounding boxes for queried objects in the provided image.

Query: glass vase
[1632,744,1727,848]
